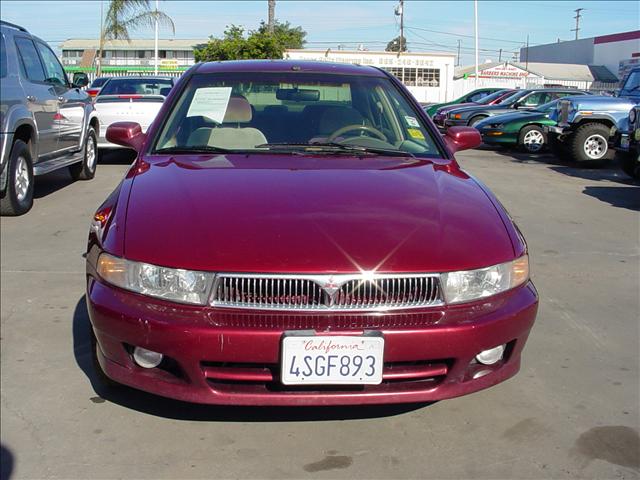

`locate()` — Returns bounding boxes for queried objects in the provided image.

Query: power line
[404,24,524,45]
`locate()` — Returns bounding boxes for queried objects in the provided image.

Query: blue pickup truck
[615,104,640,179]
[546,67,640,163]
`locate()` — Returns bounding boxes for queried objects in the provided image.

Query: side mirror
[72,72,89,88]
[444,126,482,153]
[106,122,146,151]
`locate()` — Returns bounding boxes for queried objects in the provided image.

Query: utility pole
[268,0,276,33]
[474,0,479,86]
[457,39,461,66]
[97,0,104,77]
[394,0,404,55]
[154,0,159,75]
[498,48,502,62]
[525,34,529,70]
[571,8,584,40]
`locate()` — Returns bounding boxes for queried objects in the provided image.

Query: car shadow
[0,444,14,480]
[99,148,136,165]
[581,186,640,211]
[33,169,75,199]
[72,296,432,422]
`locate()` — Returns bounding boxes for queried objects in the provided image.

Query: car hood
[448,104,514,117]
[436,102,478,115]
[564,95,637,112]
[123,154,515,274]
[478,110,548,126]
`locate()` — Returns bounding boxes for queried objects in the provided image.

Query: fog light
[475,345,505,365]
[133,347,163,368]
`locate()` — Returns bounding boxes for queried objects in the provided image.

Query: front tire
[469,115,487,127]
[570,123,611,163]
[518,125,546,153]
[70,127,98,181]
[0,140,34,216]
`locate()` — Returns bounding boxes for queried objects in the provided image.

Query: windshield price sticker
[186,87,232,124]
[407,128,426,140]
[405,116,420,128]
[281,335,384,385]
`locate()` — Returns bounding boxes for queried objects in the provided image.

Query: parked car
[475,99,565,153]
[94,76,175,149]
[432,89,516,130]
[443,88,590,130]
[614,105,640,179]
[425,87,505,117]
[86,76,111,98]
[86,60,538,406]
[547,67,640,163]
[0,21,98,216]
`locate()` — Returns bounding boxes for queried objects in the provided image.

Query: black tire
[69,127,98,181]
[617,150,640,179]
[518,125,546,153]
[469,115,487,127]
[0,140,34,216]
[569,123,611,163]
[91,328,121,389]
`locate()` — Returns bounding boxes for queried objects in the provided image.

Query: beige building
[284,49,456,103]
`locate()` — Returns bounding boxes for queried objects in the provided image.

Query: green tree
[386,35,407,52]
[194,21,306,62]
[97,0,175,74]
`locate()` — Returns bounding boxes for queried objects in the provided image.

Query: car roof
[105,76,175,81]
[195,60,387,77]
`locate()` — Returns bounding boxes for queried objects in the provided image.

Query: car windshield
[91,77,110,88]
[534,99,558,113]
[100,78,173,96]
[621,70,640,93]
[476,90,510,105]
[153,72,441,157]
[497,90,528,106]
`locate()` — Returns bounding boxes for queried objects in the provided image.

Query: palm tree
[96,0,175,75]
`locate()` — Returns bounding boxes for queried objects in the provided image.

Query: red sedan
[86,60,538,406]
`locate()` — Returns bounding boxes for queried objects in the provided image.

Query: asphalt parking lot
[1,147,638,480]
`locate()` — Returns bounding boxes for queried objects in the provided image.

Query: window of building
[159,50,167,58]
[417,68,440,87]
[137,50,145,59]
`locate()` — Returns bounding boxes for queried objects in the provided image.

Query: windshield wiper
[154,145,232,154]
[256,142,415,157]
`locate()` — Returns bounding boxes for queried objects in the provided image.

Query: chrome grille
[211,273,443,311]
[559,100,570,125]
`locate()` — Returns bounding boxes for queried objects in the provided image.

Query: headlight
[488,123,503,129]
[96,253,215,305]
[441,255,529,304]
[630,109,637,125]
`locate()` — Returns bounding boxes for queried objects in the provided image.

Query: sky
[1,0,638,65]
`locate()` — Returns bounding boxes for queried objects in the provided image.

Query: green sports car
[474,99,560,153]
[424,87,504,117]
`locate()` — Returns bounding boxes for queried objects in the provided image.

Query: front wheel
[570,123,611,162]
[70,127,97,181]
[518,125,546,153]
[0,140,34,216]
[469,116,487,127]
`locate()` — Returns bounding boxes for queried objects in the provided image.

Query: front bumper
[87,276,539,406]
[444,119,469,128]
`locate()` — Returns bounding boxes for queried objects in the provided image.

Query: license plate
[281,333,384,385]
[621,136,630,149]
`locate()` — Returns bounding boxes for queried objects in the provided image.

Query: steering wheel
[327,124,388,143]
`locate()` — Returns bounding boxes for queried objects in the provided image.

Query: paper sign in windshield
[186,87,232,124]
[405,116,420,128]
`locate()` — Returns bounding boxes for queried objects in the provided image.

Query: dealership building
[519,30,640,80]
[284,49,456,104]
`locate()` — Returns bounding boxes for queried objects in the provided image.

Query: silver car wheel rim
[523,130,544,152]
[15,155,30,202]
[583,134,607,159]
[86,136,96,170]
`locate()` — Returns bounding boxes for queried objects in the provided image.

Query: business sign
[469,63,536,79]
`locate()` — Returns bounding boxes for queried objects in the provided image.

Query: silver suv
[0,21,99,215]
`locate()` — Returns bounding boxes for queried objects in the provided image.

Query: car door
[35,40,86,152]
[13,35,59,158]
